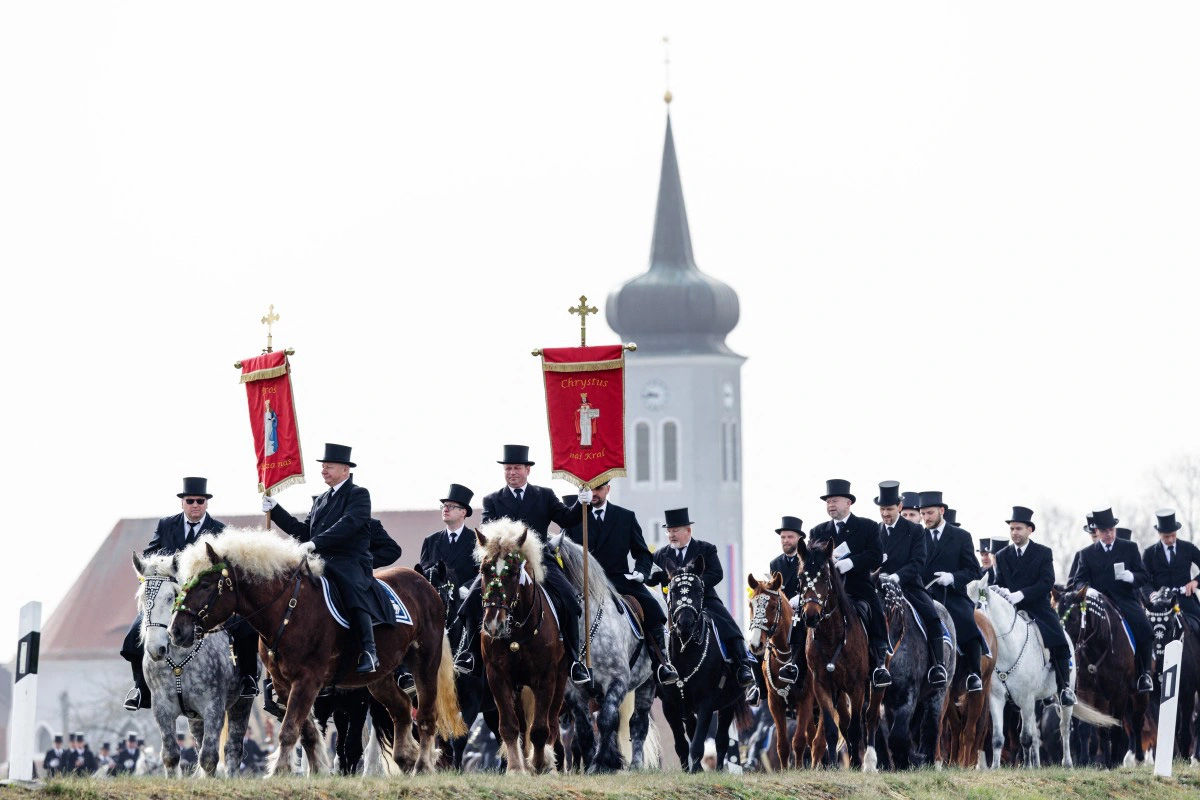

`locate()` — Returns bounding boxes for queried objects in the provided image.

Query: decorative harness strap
[141,574,207,717]
[265,571,304,663]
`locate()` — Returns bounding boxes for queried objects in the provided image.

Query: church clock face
[642,380,669,411]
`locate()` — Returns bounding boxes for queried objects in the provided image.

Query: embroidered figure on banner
[264,400,279,457]
[577,393,600,447]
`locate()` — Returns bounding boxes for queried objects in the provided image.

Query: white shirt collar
[446,525,465,537]
[185,514,206,529]
[329,478,348,494]
[928,522,945,536]
[592,502,608,515]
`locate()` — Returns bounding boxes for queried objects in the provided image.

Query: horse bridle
[797,567,834,625]
[1058,591,1115,674]
[481,553,542,643]
[667,571,707,649]
[141,573,207,718]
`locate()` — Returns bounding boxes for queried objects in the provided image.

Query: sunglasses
[184,498,207,505]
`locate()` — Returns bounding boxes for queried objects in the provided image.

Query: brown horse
[940,609,997,767]
[474,519,567,774]
[747,572,818,769]
[168,530,464,776]
[797,539,881,770]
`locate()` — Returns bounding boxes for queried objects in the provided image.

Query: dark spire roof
[606,113,741,356]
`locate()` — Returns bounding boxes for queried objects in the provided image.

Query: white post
[1154,638,1184,778]
[8,602,42,782]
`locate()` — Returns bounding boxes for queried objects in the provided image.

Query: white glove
[262,496,278,512]
[1117,570,1134,584]
[624,571,646,583]
[577,487,593,504]
[299,542,316,555]
[649,563,665,577]
[1008,590,1025,605]
[459,586,471,600]
[879,573,899,584]
[994,587,1011,599]
[934,571,954,587]
[835,558,854,574]
[789,594,800,610]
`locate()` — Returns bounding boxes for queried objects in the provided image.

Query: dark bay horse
[747,572,817,769]
[168,530,464,775]
[660,557,754,773]
[797,539,881,771]
[474,519,567,774]
[1054,585,1147,767]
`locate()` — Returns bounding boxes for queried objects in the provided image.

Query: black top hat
[901,492,920,511]
[561,494,577,505]
[1083,514,1096,533]
[1006,506,1036,531]
[1155,509,1183,533]
[944,508,959,526]
[126,732,138,741]
[820,479,856,504]
[978,539,993,553]
[993,538,1010,553]
[918,491,946,509]
[662,508,693,528]
[176,733,186,740]
[1116,527,1132,541]
[775,516,804,536]
[101,742,110,750]
[439,484,474,517]
[53,734,63,743]
[1091,507,1119,529]
[874,481,902,506]
[74,732,85,741]
[316,443,356,467]
[137,739,145,746]
[177,476,212,499]
[497,444,535,466]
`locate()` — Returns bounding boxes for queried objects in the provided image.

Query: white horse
[967,579,1116,768]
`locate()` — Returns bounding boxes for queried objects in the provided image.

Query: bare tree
[1148,453,1200,540]
[1036,503,1092,583]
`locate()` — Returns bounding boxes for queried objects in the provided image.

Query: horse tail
[1071,700,1120,728]
[435,631,468,739]
[369,694,394,761]
[732,694,755,734]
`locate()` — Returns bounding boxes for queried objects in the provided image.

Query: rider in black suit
[805,479,891,689]
[1142,509,1200,632]
[992,506,1075,706]
[417,484,478,594]
[1069,507,1153,693]
[874,481,948,686]
[770,516,808,686]
[267,444,393,674]
[121,476,258,710]
[918,491,984,694]
[453,445,591,685]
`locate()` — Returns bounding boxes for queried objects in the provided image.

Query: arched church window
[662,420,680,483]
[634,421,651,483]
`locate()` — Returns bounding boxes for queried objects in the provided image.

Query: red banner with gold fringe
[541,345,626,488]
[238,351,304,495]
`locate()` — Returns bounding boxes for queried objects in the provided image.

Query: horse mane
[133,553,178,601]
[474,518,545,584]
[177,528,325,584]
[552,534,613,602]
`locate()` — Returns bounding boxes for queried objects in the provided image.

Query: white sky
[2,2,1198,658]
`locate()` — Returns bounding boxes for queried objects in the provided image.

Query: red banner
[541,345,627,488]
[239,351,304,496]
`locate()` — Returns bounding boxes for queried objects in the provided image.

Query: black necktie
[187,522,198,543]
[449,532,457,546]
[1168,545,1174,563]
[594,509,603,523]
[835,521,844,538]
[1105,544,1111,553]
[1017,548,1022,558]
[514,488,524,502]
[675,547,685,564]
[934,530,941,543]
[885,526,893,537]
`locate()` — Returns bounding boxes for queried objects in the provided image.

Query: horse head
[798,538,834,629]
[746,572,786,656]
[666,557,706,643]
[168,541,237,648]
[427,559,455,620]
[475,519,539,640]
[133,551,180,661]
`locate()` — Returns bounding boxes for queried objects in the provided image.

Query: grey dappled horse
[549,533,656,772]
[134,552,253,776]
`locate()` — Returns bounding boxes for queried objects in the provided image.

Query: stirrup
[872,666,892,688]
[239,676,260,698]
[745,685,761,706]
[927,664,947,686]
[570,661,593,687]
[357,649,380,674]
[396,671,417,699]
[778,661,799,685]
[966,673,983,693]
[1136,673,1153,693]
[453,651,475,675]
[657,663,680,685]
[123,687,142,712]
[1059,687,1077,706]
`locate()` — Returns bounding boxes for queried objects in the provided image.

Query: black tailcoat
[920,524,983,644]
[649,537,743,644]
[1142,539,1200,627]
[1070,538,1152,660]
[481,483,584,535]
[880,516,943,634]
[993,540,1068,650]
[418,526,478,594]
[565,502,664,627]
[768,553,802,600]
[809,514,887,643]
[144,513,226,557]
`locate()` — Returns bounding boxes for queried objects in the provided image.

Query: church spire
[649,114,696,271]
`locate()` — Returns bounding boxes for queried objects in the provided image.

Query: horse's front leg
[1018,700,1039,768]
[629,682,655,769]
[988,687,1006,769]
[590,676,629,773]
[487,668,527,774]
[152,700,183,777]
[688,700,715,773]
[196,701,226,776]
[661,695,691,770]
[268,677,319,776]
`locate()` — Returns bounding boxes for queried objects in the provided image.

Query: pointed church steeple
[607,106,741,356]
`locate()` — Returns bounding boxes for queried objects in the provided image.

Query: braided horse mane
[474,518,545,584]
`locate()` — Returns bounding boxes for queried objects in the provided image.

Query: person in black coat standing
[805,479,891,689]
[992,507,1075,706]
[120,476,260,710]
[1143,509,1200,632]
[42,733,66,778]
[265,443,392,673]
[918,491,984,693]
[112,733,140,776]
[646,508,756,696]
[874,481,948,686]
[1069,507,1153,693]
[565,480,679,685]
[453,444,592,686]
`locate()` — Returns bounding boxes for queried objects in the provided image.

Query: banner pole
[581,497,591,669]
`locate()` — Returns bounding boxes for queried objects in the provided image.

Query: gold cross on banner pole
[568,295,598,347]
[261,304,280,354]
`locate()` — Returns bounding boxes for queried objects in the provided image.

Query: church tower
[606,102,746,618]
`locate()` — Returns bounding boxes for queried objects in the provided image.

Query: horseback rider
[804,479,892,689]
[1142,509,1200,633]
[453,444,593,686]
[563,479,680,686]
[120,477,259,711]
[646,507,757,699]
[1069,507,1154,693]
[264,443,393,674]
[1067,514,1098,584]
[992,506,1076,706]
[979,539,997,585]
[918,490,985,693]
[874,481,948,687]
[900,492,922,526]
[767,516,806,688]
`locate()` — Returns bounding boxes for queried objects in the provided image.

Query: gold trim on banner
[240,364,288,384]
[261,473,305,496]
[542,359,624,373]
[552,468,629,490]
